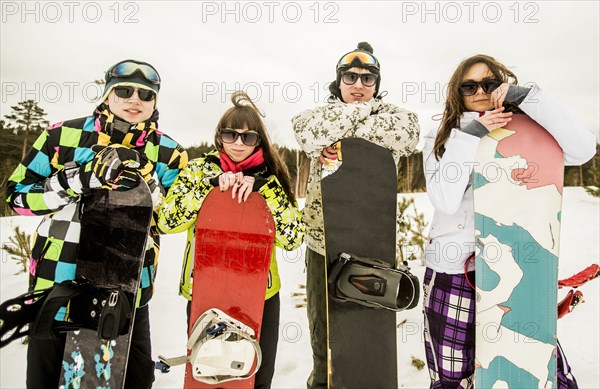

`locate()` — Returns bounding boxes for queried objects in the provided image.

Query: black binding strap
[29,279,89,340]
[328,252,420,311]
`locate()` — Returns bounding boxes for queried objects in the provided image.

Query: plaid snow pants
[423,267,578,389]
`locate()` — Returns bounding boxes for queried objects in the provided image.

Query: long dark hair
[214,91,296,203]
[434,54,522,159]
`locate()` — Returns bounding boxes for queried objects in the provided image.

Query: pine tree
[2,226,32,275]
[397,197,428,262]
[185,142,212,159]
[1,119,41,215]
[585,150,600,197]
[5,100,49,159]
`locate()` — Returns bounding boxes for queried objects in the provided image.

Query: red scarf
[219,148,265,173]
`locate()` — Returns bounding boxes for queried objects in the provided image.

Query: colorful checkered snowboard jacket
[5,109,188,310]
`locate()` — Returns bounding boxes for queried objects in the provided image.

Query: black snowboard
[321,138,398,388]
[60,182,153,388]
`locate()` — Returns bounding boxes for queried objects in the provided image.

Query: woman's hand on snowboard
[231,175,255,203]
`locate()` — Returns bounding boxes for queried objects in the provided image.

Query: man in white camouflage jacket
[291,41,420,388]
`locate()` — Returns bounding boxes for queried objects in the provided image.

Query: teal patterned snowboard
[474,114,564,388]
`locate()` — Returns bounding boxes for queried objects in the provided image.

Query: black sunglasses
[219,129,261,147]
[113,86,156,102]
[459,79,501,96]
[341,71,378,87]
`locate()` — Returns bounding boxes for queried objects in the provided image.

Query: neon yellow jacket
[157,149,304,300]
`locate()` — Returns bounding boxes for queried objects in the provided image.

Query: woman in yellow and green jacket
[157,91,303,389]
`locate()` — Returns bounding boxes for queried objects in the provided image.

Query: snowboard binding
[0,278,131,348]
[557,289,585,319]
[0,288,50,348]
[328,252,420,311]
[158,308,261,384]
[558,264,599,288]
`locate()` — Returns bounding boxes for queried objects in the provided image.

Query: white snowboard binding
[157,308,261,384]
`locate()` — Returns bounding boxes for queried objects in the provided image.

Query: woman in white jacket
[421,54,596,389]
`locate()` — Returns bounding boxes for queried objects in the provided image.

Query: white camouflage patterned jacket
[292,98,420,257]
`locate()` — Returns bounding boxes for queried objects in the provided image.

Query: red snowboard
[185,189,275,388]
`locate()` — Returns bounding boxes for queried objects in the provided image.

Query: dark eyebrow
[461,77,498,83]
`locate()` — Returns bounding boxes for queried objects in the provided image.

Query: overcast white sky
[1,0,599,148]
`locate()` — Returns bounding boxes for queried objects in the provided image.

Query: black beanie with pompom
[328,42,381,102]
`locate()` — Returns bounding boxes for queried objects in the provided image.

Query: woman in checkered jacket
[5,59,188,389]
[421,54,595,389]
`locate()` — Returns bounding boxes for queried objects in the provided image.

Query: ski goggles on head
[219,128,261,147]
[337,50,380,71]
[108,60,161,85]
[341,71,378,87]
[113,86,156,102]
[459,79,501,96]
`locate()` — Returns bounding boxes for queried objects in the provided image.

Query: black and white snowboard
[60,182,153,388]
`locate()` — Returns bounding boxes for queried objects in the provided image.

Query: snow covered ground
[1,188,598,388]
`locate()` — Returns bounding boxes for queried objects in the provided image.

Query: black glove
[88,144,142,190]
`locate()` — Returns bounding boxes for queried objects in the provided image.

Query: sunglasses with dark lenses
[109,60,161,85]
[113,86,157,102]
[219,129,261,147]
[459,79,502,96]
[337,51,380,70]
[341,71,378,87]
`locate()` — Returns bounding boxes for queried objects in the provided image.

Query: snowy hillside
[1,189,598,388]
